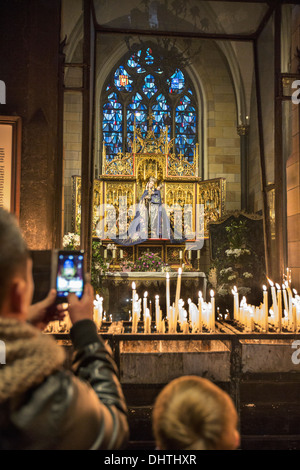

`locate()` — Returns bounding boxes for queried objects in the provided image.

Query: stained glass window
[102,45,198,162]
[102,93,123,161]
[168,69,185,94]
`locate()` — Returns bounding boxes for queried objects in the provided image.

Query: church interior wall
[0,0,62,249]
[287,5,300,289]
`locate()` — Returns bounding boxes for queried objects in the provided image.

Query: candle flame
[267,278,274,287]
[188,298,191,304]
[144,292,148,298]
[166,273,170,280]
[199,291,203,299]
[276,283,281,290]
[178,268,182,275]
[263,285,267,292]
[210,290,215,298]
[132,282,136,290]
[282,284,286,290]
[96,294,100,301]
[293,289,298,295]
[155,295,159,300]
[234,286,238,293]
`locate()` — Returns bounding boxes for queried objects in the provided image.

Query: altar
[72,118,226,269]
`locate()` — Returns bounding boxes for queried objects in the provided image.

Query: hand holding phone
[68,283,94,325]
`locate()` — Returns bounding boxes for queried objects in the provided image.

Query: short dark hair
[0,208,29,310]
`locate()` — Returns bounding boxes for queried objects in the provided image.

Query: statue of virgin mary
[114,176,184,246]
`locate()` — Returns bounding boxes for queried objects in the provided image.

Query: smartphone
[52,250,85,303]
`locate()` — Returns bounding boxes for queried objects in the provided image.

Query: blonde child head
[153,375,240,451]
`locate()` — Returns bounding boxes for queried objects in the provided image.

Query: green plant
[91,240,109,293]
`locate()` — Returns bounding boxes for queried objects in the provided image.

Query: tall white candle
[276,284,282,332]
[210,290,215,333]
[232,286,239,322]
[155,295,160,333]
[144,309,151,334]
[166,273,170,322]
[132,282,136,320]
[269,279,278,328]
[143,292,148,319]
[98,297,103,329]
[282,285,289,318]
[285,281,294,330]
[175,268,182,324]
[198,291,203,333]
[263,285,269,332]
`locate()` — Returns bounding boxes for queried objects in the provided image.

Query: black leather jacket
[0,320,129,450]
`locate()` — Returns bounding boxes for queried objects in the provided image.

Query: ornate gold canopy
[73,124,226,244]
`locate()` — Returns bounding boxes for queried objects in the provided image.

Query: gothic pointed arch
[100,43,199,165]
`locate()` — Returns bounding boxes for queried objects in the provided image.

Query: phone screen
[56,251,84,301]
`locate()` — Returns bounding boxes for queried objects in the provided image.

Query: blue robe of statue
[113,187,184,246]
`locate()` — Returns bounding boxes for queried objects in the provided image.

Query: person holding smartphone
[0,208,129,450]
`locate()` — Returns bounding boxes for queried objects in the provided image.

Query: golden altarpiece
[73,122,226,268]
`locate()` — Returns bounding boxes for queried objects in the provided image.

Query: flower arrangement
[62,233,80,250]
[133,252,169,273]
[209,219,265,306]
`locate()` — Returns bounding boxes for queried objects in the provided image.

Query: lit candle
[144,309,151,334]
[198,291,203,333]
[285,281,294,330]
[179,250,183,260]
[166,273,170,323]
[132,282,136,320]
[155,295,160,332]
[174,268,182,325]
[97,296,103,330]
[143,292,148,319]
[159,309,163,334]
[268,279,278,328]
[263,285,269,332]
[276,284,282,332]
[232,286,239,322]
[182,311,189,335]
[249,307,254,332]
[210,290,215,333]
[282,284,289,318]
